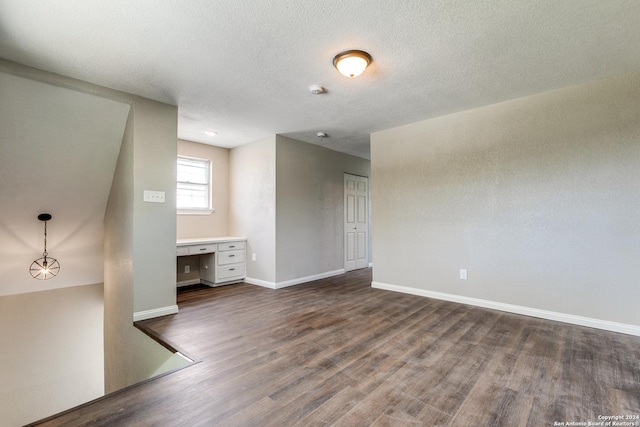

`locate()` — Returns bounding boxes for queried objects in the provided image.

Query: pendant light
[333,50,372,78]
[29,213,60,280]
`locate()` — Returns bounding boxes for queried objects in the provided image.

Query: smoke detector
[309,85,325,95]
[317,132,328,139]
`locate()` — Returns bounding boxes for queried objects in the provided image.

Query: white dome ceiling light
[333,50,372,78]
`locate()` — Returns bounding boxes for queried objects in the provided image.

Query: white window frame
[177,155,214,215]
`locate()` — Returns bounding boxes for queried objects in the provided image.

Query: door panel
[346,232,355,263]
[357,195,367,223]
[346,194,356,223]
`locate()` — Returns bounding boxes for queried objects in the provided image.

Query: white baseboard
[177,279,201,287]
[133,305,179,322]
[371,281,640,337]
[246,269,346,290]
[275,269,345,289]
[244,277,276,289]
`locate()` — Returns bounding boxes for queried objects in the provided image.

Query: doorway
[344,173,369,271]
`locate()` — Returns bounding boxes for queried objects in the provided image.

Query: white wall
[275,135,371,282]
[0,70,130,297]
[0,284,104,427]
[177,139,230,239]
[229,136,277,283]
[371,70,640,332]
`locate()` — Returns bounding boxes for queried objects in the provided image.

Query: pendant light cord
[43,220,48,258]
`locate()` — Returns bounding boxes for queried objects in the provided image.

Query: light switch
[144,190,165,203]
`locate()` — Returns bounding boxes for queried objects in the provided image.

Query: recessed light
[204,131,217,137]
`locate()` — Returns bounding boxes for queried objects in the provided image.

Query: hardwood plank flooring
[34,269,640,426]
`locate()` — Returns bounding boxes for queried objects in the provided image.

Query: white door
[344,173,369,271]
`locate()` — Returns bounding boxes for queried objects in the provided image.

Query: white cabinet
[190,244,217,255]
[215,241,246,285]
[176,237,246,287]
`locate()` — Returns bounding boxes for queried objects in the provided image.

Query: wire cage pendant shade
[29,213,60,280]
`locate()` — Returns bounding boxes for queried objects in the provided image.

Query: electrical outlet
[460,269,467,280]
[185,265,190,274]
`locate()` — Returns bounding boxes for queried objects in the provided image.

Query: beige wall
[371,71,640,329]
[0,284,104,427]
[177,139,230,239]
[275,136,371,282]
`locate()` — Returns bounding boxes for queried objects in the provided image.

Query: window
[177,156,212,214]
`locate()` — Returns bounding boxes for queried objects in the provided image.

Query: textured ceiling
[2,0,640,159]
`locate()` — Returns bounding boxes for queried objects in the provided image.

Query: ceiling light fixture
[333,50,372,78]
[204,131,217,137]
[29,213,60,280]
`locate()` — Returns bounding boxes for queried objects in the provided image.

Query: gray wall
[230,135,371,286]
[131,97,178,315]
[0,61,183,423]
[229,136,277,283]
[104,100,182,393]
[275,135,371,282]
[371,71,640,328]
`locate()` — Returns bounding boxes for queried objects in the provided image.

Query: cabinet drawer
[218,241,245,251]
[217,264,245,280]
[176,246,189,256]
[217,250,245,265]
[190,244,217,255]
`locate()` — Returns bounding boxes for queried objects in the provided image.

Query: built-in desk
[176,237,247,287]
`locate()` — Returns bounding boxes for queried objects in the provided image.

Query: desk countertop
[176,236,247,246]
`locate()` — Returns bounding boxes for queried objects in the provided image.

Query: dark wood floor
[36,269,640,426]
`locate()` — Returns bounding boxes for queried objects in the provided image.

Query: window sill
[177,208,215,216]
